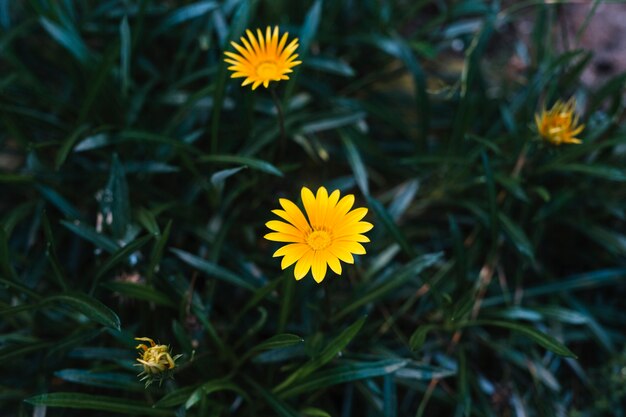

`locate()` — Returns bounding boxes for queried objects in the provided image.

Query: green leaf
[252,334,304,352]
[299,111,366,134]
[340,129,369,196]
[102,282,175,308]
[37,185,82,220]
[301,407,332,417]
[335,253,442,321]
[498,212,535,261]
[25,393,174,415]
[136,207,160,236]
[465,320,577,358]
[198,155,283,177]
[54,369,141,391]
[185,379,249,409]
[548,164,626,181]
[367,196,414,257]
[275,316,366,392]
[147,219,172,281]
[39,17,90,63]
[483,268,626,307]
[61,220,119,253]
[409,324,436,351]
[158,1,218,31]
[248,378,300,417]
[171,248,256,290]
[279,359,407,398]
[103,154,131,239]
[119,16,131,95]
[95,234,152,280]
[154,386,198,408]
[48,292,121,330]
[211,166,247,194]
[55,124,90,169]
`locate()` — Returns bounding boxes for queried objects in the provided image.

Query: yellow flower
[224,26,302,90]
[134,337,181,386]
[265,186,373,283]
[535,98,584,145]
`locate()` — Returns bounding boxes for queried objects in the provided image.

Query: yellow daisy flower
[535,98,584,145]
[224,26,302,90]
[134,337,181,387]
[265,186,373,283]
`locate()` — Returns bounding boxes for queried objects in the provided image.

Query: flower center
[306,230,332,251]
[256,61,279,79]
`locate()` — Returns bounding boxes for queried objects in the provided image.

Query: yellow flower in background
[265,186,373,283]
[535,98,584,145]
[134,337,181,387]
[224,26,302,90]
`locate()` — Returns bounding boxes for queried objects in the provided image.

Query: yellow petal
[264,232,302,243]
[326,252,342,275]
[278,243,311,269]
[301,186,318,227]
[278,198,312,233]
[311,251,328,283]
[294,249,314,280]
[266,220,304,238]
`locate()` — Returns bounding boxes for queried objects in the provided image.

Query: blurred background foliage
[1,0,626,416]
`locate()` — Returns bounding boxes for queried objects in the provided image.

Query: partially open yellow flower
[265,186,373,283]
[224,26,302,90]
[535,98,584,145]
[134,337,181,386]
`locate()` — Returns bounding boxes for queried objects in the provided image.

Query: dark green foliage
[1,0,625,416]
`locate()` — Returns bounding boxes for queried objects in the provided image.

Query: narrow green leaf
[55,124,89,169]
[367,196,414,257]
[54,369,141,391]
[48,292,121,330]
[159,1,218,30]
[279,359,407,398]
[61,220,119,253]
[465,320,577,358]
[103,154,131,239]
[119,16,131,95]
[275,316,366,392]
[335,253,442,321]
[299,111,366,134]
[409,324,436,351]
[25,393,174,415]
[154,386,198,408]
[0,341,52,362]
[248,378,300,417]
[147,219,172,281]
[548,163,626,181]
[198,155,283,177]
[498,212,535,261]
[39,18,90,63]
[340,130,369,196]
[483,268,626,307]
[252,334,304,352]
[37,185,82,220]
[136,207,160,236]
[185,379,249,409]
[211,166,247,194]
[301,407,332,417]
[95,234,152,280]
[171,248,256,290]
[102,282,175,308]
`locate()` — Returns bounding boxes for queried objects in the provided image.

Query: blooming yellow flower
[265,186,373,283]
[224,26,302,90]
[134,337,181,386]
[535,98,584,145]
